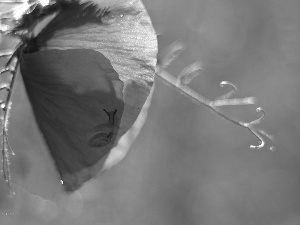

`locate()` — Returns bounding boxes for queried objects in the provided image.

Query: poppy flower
[2,0,157,192]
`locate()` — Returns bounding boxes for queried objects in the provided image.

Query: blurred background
[1,0,300,224]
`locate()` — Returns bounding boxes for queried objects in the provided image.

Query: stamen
[217,81,238,100]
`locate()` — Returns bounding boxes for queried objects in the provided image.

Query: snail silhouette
[87,109,118,148]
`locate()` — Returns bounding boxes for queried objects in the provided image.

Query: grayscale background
[0,0,300,224]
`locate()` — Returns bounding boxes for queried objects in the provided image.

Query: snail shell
[87,124,114,147]
[87,109,117,147]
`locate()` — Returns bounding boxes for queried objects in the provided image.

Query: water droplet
[1,102,6,109]
[1,211,15,216]
[60,180,63,184]
[8,191,15,198]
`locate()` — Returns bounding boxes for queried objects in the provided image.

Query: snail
[87,109,118,148]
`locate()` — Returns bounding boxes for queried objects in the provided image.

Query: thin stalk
[1,62,18,197]
[156,67,273,150]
